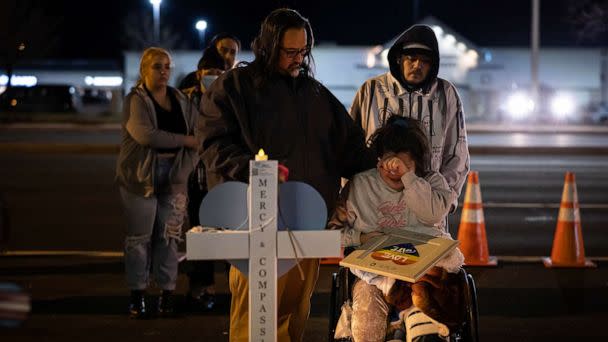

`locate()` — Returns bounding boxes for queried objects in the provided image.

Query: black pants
[186,165,214,292]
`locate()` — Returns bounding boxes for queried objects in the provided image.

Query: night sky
[20,0,608,61]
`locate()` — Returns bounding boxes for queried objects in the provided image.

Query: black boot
[185,291,216,313]
[157,290,177,318]
[128,290,146,319]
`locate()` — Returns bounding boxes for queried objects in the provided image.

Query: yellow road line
[0,143,118,154]
[1,250,123,257]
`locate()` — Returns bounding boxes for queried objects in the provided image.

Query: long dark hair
[368,116,429,176]
[250,8,315,85]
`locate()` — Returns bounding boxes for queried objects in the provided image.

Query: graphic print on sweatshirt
[377,199,407,229]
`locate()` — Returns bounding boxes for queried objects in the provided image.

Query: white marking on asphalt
[465,202,608,209]
[472,157,608,167]
[524,216,555,223]
[497,256,608,262]
[0,302,31,312]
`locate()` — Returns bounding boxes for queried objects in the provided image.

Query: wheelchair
[328,266,479,342]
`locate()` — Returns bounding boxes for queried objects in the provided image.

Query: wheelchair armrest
[454,268,479,342]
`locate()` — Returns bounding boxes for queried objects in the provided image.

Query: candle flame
[255,148,268,161]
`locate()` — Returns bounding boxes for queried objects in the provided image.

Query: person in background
[178,32,241,90]
[115,47,199,319]
[212,32,240,69]
[182,46,228,107]
[198,8,375,341]
[182,45,229,312]
[350,25,470,216]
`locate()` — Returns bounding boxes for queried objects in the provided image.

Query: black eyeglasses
[280,46,311,58]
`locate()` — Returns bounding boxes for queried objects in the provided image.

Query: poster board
[339,228,458,283]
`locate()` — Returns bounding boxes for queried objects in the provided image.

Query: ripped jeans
[119,157,187,290]
[351,279,450,342]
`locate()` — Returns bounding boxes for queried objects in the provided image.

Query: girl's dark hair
[197,46,227,71]
[368,116,429,176]
[250,8,315,85]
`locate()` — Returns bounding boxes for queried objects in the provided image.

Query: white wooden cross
[186,150,341,342]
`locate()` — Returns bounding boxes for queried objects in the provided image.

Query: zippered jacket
[350,25,470,204]
[198,64,376,212]
[115,85,199,197]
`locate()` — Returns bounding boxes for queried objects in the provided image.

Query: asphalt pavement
[1,123,607,341]
[1,256,608,342]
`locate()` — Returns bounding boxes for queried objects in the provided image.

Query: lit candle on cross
[186,145,341,342]
[255,148,268,161]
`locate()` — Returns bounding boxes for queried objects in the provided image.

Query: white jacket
[350,25,470,205]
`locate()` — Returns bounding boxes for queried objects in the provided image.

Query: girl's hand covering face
[377,152,415,190]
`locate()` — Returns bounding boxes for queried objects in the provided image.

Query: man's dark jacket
[198,64,375,212]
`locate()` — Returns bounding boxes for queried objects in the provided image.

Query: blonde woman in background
[115,47,199,319]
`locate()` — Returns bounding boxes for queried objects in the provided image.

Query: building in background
[124,17,606,124]
[5,17,605,124]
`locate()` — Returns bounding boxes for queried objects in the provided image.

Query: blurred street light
[505,92,535,120]
[196,20,208,49]
[531,0,540,115]
[150,0,162,44]
[550,93,576,120]
[0,75,37,87]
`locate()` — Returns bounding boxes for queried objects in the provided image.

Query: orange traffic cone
[543,172,596,268]
[457,171,497,266]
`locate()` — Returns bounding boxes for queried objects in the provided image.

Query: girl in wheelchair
[329,116,465,341]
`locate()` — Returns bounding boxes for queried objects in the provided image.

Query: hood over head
[387,25,440,92]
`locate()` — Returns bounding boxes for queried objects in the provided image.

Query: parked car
[0,85,82,113]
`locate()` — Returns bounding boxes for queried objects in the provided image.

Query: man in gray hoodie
[350,25,470,210]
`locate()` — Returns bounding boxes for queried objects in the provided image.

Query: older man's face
[278,28,308,78]
[401,53,432,85]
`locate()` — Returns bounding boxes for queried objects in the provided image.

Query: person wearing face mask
[198,8,375,341]
[182,46,228,107]
[181,45,228,313]
[115,47,199,319]
[350,25,470,216]
[178,32,241,91]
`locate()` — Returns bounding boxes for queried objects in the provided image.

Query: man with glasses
[351,24,470,215]
[198,8,374,341]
